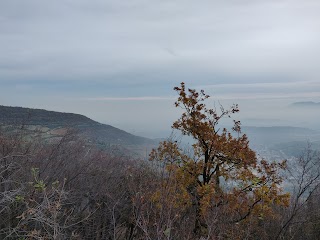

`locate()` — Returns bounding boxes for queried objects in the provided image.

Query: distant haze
[1,0,320,138]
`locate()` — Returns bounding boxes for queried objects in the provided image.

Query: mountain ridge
[290,101,320,107]
[0,105,155,147]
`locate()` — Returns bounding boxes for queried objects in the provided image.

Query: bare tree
[276,144,320,239]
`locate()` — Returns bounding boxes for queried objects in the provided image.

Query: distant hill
[240,126,320,159]
[0,105,97,127]
[0,105,157,153]
[270,140,320,158]
[290,101,320,108]
[242,126,320,146]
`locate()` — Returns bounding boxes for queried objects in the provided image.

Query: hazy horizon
[1,0,320,138]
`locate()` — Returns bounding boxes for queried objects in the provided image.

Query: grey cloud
[1,0,320,83]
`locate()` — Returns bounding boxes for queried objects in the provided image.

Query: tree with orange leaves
[150,82,289,238]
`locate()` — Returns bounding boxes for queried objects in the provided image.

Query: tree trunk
[193,199,208,238]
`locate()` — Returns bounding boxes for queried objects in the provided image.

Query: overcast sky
[1,0,320,137]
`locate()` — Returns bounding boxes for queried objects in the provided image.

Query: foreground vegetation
[1,83,320,239]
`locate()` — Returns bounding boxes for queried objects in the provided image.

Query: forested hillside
[0,105,157,157]
[1,85,320,239]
